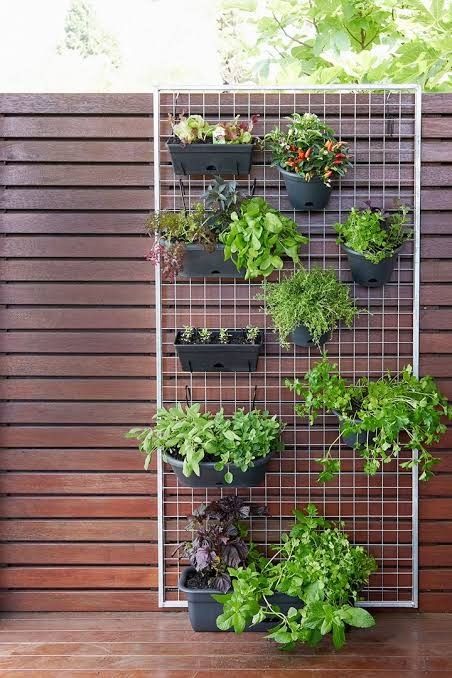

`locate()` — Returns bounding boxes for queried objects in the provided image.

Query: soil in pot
[278,166,332,211]
[179,244,244,278]
[174,329,262,372]
[163,451,273,488]
[179,566,300,632]
[292,325,330,348]
[342,244,401,287]
[167,138,254,176]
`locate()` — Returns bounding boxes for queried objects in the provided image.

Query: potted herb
[146,177,246,279]
[167,113,258,175]
[175,325,262,372]
[264,113,351,211]
[220,196,308,279]
[334,205,413,287]
[286,355,452,482]
[260,267,359,348]
[215,504,376,649]
[126,404,283,487]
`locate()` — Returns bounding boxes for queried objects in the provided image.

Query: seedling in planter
[181,326,195,344]
[169,113,258,145]
[198,328,212,344]
[218,328,230,344]
[245,325,260,344]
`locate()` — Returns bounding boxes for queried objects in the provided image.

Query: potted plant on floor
[215,504,376,649]
[167,113,258,175]
[220,196,308,279]
[174,325,262,372]
[126,404,284,487]
[334,204,412,287]
[178,496,293,631]
[146,177,247,279]
[264,113,351,211]
[260,267,359,348]
[286,355,452,482]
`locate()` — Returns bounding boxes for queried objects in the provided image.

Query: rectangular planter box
[179,567,300,632]
[174,329,262,372]
[179,244,243,279]
[167,141,254,176]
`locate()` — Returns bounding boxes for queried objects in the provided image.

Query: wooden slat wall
[0,92,451,612]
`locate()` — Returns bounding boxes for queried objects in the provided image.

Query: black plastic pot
[292,325,330,348]
[163,451,273,488]
[278,166,332,211]
[167,141,254,176]
[179,567,300,632]
[342,244,401,287]
[333,411,367,448]
[179,244,243,279]
[175,330,262,373]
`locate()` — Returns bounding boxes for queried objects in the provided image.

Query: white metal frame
[153,84,422,609]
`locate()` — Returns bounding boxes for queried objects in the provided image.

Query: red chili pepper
[324,169,333,177]
[297,150,305,161]
[335,153,346,160]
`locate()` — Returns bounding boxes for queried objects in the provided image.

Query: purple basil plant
[179,496,267,592]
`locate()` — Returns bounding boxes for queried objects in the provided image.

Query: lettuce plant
[170,113,258,145]
[215,504,376,650]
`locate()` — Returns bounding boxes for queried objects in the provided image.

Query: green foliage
[126,404,283,483]
[146,203,216,249]
[222,0,452,91]
[57,0,121,68]
[264,113,351,185]
[334,205,413,263]
[220,197,308,279]
[219,328,230,344]
[286,355,452,481]
[181,326,195,343]
[169,113,258,144]
[202,177,245,231]
[261,267,359,348]
[198,328,213,344]
[215,504,376,650]
[245,325,260,343]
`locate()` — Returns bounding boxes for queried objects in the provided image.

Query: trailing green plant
[169,113,258,145]
[178,496,267,592]
[334,204,412,263]
[220,196,308,279]
[214,504,376,650]
[260,267,359,348]
[264,113,351,185]
[126,403,284,484]
[286,355,452,481]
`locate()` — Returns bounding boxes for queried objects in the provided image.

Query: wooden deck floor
[0,611,450,676]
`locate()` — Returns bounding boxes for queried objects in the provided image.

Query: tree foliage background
[220,0,451,90]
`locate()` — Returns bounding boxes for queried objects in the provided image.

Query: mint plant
[334,205,412,263]
[286,355,452,481]
[220,196,308,279]
[126,404,283,483]
[261,267,359,348]
[214,504,376,650]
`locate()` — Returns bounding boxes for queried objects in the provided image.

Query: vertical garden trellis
[153,85,421,608]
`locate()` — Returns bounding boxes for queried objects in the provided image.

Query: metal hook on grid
[251,385,258,411]
[250,177,257,197]
[179,179,188,213]
[185,384,192,407]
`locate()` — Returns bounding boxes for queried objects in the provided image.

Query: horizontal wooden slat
[0,140,152,162]
[0,164,153,187]
[0,520,156,541]
[1,496,155,518]
[0,332,155,354]
[0,472,152,494]
[0,116,152,138]
[0,449,147,471]
[0,379,155,400]
[1,236,149,257]
[0,94,153,114]
[0,260,154,281]
[0,283,154,306]
[0,212,150,234]
[0,309,154,330]
[0,590,158,612]
[0,188,153,210]
[0,402,154,425]
[0,543,156,564]
[0,566,157,589]
[0,426,151,447]
[0,355,155,376]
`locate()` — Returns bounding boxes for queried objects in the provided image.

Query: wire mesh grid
[154,86,421,608]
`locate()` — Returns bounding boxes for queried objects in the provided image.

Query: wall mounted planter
[179,567,299,632]
[292,325,330,348]
[278,166,332,211]
[167,141,254,176]
[342,244,401,287]
[334,411,367,448]
[176,243,243,278]
[163,451,273,488]
[175,329,262,373]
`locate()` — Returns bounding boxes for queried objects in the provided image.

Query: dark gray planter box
[278,166,332,211]
[292,324,330,348]
[163,451,273,488]
[179,244,243,278]
[174,329,262,373]
[334,411,368,448]
[342,244,401,288]
[167,141,254,176]
[179,566,300,632]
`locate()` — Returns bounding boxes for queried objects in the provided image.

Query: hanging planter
[174,243,244,278]
[292,324,330,348]
[175,327,262,373]
[167,113,258,176]
[264,113,352,211]
[127,404,283,487]
[334,205,412,288]
[333,411,367,448]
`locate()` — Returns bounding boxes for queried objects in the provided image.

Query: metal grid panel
[154,86,421,608]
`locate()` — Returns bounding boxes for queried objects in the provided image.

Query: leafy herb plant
[126,403,283,484]
[215,504,376,650]
[179,496,267,592]
[246,325,260,344]
[264,113,351,186]
[177,327,261,346]
[220,196,308,279]
[261,267,359,348]
[286,355,452,481]
[334,205,412,263]
[169,113,258,145]
[198,328,212,344]
[219,328,230,344]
